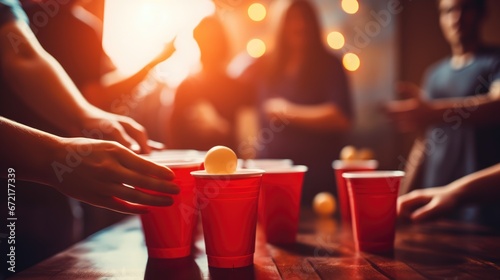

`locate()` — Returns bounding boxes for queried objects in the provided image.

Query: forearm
[428,94,500,126]
[285,102,351,132]
[88,65,153,110]
[1,21,95,135]
[1,117,62,186]
[449,163,500,204]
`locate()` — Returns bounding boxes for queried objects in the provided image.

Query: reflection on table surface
[12,208,500,279]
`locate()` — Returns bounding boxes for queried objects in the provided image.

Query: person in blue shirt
[386,0,500,222]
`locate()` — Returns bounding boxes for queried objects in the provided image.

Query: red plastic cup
[343,171,405,253]
[258,165,307,244]
[244,159,293,169]
[204,191,260,199]
[140,160,202,258]
[191,169,264,268]
[140,149,204,162]
[333,160,378,227]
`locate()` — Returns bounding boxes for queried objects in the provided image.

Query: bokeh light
[247,38,266,58]
[327,31,345,50]
[341,0,359,14]
[248,3,266,22]
[342,53,360,71]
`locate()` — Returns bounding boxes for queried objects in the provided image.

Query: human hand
[50,138,179,214]
[150,38,176,68]
[385,83,434,132]
[79,108,161,154]
[397,186,460,222]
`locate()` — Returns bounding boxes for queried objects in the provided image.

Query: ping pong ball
[340,145,357,160]
[313,192,337,217]
[357,148,374,160]
[204,146,237,174]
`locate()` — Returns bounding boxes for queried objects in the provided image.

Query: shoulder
[428,57,451,73]
[424,57,451,80]
[477,46,500,57]
[476,46,500,70]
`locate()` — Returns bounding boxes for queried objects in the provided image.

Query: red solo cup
[140,149,203,162]
[343,171,405,253]
[258,165,307,244]
[200,191,260,200]
[140,160,202,258]
[332,160,378,227]
[244,159,293,169]
[191,169,264,268]
[196,180,260,194]
[194,170,262,195]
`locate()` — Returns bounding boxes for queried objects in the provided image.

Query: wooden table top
[13,209,500,279]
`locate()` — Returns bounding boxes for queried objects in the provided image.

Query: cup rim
[199,192,260,199]
[259,165,308,173]
[141,149,201,158]
[245,158,293,168]
[332,160,379,169]
[191,169,265,178]
[152,158,204,168]
[342,170,405,179]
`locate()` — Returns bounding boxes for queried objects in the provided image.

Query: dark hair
[194,15,230,69]
[437,0,487,13]
[268,0,328,85]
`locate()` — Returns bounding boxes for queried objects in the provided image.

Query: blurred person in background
[386,0,500,223]
[169,15,252,156]
[240,0,353,205]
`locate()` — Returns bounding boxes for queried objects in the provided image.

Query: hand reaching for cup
[79,108,164,154]
[397,186,459,222]
[49,138,179,214]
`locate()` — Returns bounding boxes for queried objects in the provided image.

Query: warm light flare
[341,0,359,14]
[103,0,214,87]
[327,31,345,50]
[248,3,266,22]
[343,53,360,71]
[246,38,266,58]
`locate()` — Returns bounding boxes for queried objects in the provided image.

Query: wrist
[68,103,100,137]
[30,133,67,187]
[446,177,473,205]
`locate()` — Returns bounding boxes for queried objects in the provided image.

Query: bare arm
[386,82,500,132]
[430,81,500,125]
[82,41,175,111]
[0,117,179,214]
[264,98,351,133]
[0,20,155,153]
[398,163,500,222]
[0,20,93,134]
